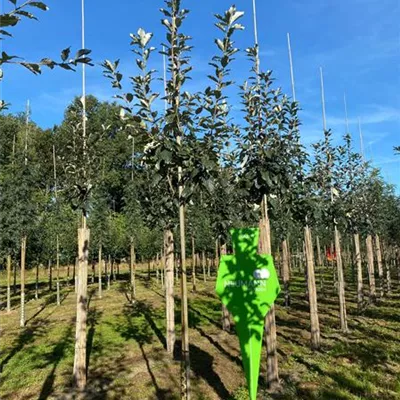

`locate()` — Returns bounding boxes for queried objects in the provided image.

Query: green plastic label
[216,228,281,400]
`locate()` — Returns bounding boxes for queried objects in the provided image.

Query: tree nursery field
[1,264,400,400]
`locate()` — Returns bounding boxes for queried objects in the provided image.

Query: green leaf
[0,29,13,37]
[75,48,91,59]
[20,62,41,74]
[28,2,49,11]
[0,14,19,27]
[15,10,38,20]
[215,39,224,51]
[61,47,70,62]
[137,28,152,47]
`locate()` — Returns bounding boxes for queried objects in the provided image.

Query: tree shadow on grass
[188,304,226,331]
[174,340,231,400]
[114,301,176,399]
[86,307,103,372]
[0,317,48,374]
[196,326,242,368]
[362,305,400,324]
[38,321,75,400]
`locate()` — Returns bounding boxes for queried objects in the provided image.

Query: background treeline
[1,94,399,269]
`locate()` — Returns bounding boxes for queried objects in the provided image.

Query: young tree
[238,50,301,387]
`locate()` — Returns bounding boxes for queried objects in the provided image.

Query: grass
[0,263,399,399]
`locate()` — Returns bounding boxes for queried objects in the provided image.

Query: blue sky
[2,0,400,190]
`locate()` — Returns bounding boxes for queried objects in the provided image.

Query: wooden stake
[354,233,364,310]
[375,234,384,298]
[366,235,376,302]
[220,244,230,331]
[20,236,27,328]
[130,240,136,303]
[192,237,196,292]
[7,255,11,313]
[260,195,280,390]
[56,235,60,305]
[98,245,102,299]
[304,226,321,349]
[73,227,90,390]
[281,239,290,307]
[202,251,206,283]
[165,230,175,354]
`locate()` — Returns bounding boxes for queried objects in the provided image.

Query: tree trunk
[354,233,363,310]
[156,253,160,284]
[7,255,11,313]
[175,257,179,284]
[91,263,95,284]
[259,196,279,391]
[202,251,206,283]
[179,209,190,400]
[161,252,165,289]
[386,247,392,295]
[375,234,384,298]
[20,236,27,328]
[165,230,175,354]
[331,242,337,291]
[304,226,321,349]
[13,258,17,295]
[192,237,196,292]
[107,256,111,289]
[48,259,52,292]
[98,245,102,299]
[316,235,323,267]
[56,235,61,306]
[334,227,348,332]
[281,239,290,307]
[366,235,376,302]
[316,235,324,293]
[74,257,78,293]
[73,227,90,390]
[215,238,219,270]
[130,240,136,303]
[207,256,211,278]
[112,259,116,282]
[220,244,230,332]
[35,263,39,300]
[303,241,309,301]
